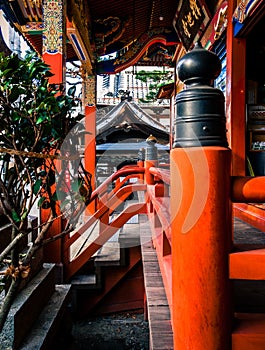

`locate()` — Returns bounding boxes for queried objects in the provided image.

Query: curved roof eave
[96,100,168,135]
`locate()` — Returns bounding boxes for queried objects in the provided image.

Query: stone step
[230,249,265,280]
[232,313,265,349]
[94,241,121,266]
[19,284,72,350]
[70,273,101,313]
[119,222,141,248]
[0,263,56,349]
[71,273,99,290]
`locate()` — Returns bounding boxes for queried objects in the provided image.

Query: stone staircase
[0,264,71,350]
[69,200,175,349]
[70,206,144,317]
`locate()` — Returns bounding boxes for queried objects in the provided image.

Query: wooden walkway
[137,214,265,349]
[139,214,174,350]
[234,217,265,247]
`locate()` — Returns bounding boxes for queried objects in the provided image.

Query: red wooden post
[171,147,232,349]
[85,104,96,214]
[41,0,66,263]
[226,0,246,176]
[42,0,66,85]
[171,44,233,349]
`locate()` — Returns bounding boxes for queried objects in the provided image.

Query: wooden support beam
[230,249,265,280]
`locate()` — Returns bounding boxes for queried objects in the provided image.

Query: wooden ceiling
[87,0,179,54]
[1,0,179,62]
[0,0,219,68]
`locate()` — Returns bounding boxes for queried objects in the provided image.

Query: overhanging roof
[157,82,175,99]
[0,0,179,68]
[0,1,219,70]
[96,100,169,144]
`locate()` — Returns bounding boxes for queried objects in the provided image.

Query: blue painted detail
[70,33,86,61]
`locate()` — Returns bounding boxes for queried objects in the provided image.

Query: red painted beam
[233,203,265,232]
[232,176,265,202]
[149,167,170,185]
[230,249,265,280]
[90,167,145,202]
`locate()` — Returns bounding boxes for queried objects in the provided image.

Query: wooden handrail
[149,167,170,185]
[232,176,265,202]
[62,163,173,285]
[90,166,145,202]
[64,202,147,280]
[63,183,146,251]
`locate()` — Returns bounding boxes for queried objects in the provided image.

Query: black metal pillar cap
[173,42,228,148]
[145,135,158,160]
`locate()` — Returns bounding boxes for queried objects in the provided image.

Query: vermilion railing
[145,166,172,305]
[232,176,265,202]
[63,166,147,280]
[62,162,173,298]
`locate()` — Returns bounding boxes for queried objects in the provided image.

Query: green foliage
[0,52,91,333]
[135,69,173,102]
[0,52,81,224]
[0,53,76,152]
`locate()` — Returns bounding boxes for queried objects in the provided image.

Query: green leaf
[33,179,42,195]
[0,68,13,78]
[21,209,28,221]
[11,111,21,121]
[36,114,48,124]
[11,210,20,223]
[37,196,46,208]
[58,100,66,108]
[67,85,76,97]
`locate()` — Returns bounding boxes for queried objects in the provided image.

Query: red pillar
[171,43,233,349]
[41,0,66,262]
[42,0,66,85]
[171,146,232,349]
[85,104,96,214]
[226,0,246,175]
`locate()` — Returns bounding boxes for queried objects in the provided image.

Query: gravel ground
[66,312,149,350]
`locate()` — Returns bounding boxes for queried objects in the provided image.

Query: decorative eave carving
[94,16,131,55]
[96,27,178,74]
[67,0,95,65]
[67,20,93,74]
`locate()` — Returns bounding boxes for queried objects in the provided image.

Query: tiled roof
[96,100,169,144]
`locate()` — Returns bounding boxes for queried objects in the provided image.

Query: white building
[97,65,173,106]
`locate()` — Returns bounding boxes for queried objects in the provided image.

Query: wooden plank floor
[139,215,174,350]
[234,217,265,247]
[233,217,265,313]
[138,215,265,349]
